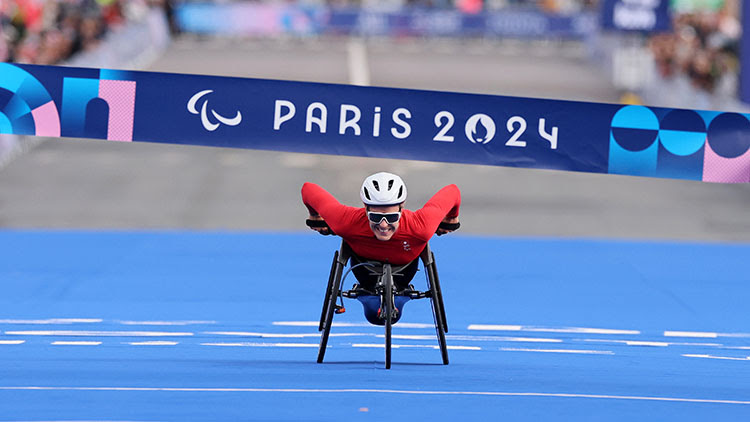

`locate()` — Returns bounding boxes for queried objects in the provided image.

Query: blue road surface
[1,230,749,421]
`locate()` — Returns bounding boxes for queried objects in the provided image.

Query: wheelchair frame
[317,240,449,369]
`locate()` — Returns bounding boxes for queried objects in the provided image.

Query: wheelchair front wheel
[319,250,339,332]
[383,264,393,370]
[317,255,343,363]
[426,258,449,365]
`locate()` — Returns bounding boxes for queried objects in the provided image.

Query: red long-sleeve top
[302,182,461,265]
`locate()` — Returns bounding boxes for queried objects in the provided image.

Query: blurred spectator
[0,0,174,65]
[648,1,741,94]
[193,0,599,11]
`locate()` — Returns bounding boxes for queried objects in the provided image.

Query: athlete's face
[367,204,401,241]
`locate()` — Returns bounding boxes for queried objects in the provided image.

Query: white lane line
[581,339,669,347]
[666,331,750,339]
[380,334,561,343]
[716,333,750,338]
[526,327,639,335]
[451,336,562,343]
[207,331,316,338]
[127,341,179,346]
[119,320,215,326]
[468,325,639,335]
[5,331,193,337]
[665,331,718,338]
[205,332,369,338]
[624,341,669,347]
[0,340,25,345]
[447,345,481,351]
[2,386,747,405]
[273,321,433,329]
[500,347,614,355]
[200,342,318,348]
[683,354,750,362]
[0,318,102,324]
[51,341,102,346]
[347,37,370,86]
[467,324,522,331]
[352,343,480,351]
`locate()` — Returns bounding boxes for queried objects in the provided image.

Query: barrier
[1,62,748,183]
[175,4,596,39]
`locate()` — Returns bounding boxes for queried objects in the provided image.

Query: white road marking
[500,347,614,355]
[207,331,317,338]
[452,335,562,343]
[665,331,718,338]
[664,331,750,339]
[624,341,669,347]
[127,341,179,346]
[273,321,434,329]
[119,320,215,326]
[467,324,522,331]
[1,386,747,405]
[5,331,193,337]
[582,339,722,348]
[0,340,25,345]
[381,334,561,343]
[0,318,102,324]
[582,339,669,347]
[200,342,318,348]
[205,331,369,338]
[351,343,480,350]
[51,341,102,346]
[347,37,370,86]
[683,354,750,361]
[716,333,750,338]
[468,325,639,335]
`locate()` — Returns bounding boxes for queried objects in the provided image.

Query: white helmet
[360,172,407,206]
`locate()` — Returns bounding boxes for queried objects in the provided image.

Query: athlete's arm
[301,182,360,236]
[411,184,461,240]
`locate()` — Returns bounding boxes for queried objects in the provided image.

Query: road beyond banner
[1,62,748,183]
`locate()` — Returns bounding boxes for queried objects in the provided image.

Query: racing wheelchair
[310,221,455,369]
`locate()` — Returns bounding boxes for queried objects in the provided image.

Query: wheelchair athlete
[302,172,460,325]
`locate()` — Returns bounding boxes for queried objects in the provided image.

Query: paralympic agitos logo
[270,99,559,150]
[187,90,242,132]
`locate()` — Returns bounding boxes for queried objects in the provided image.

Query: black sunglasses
[367,211,401,225]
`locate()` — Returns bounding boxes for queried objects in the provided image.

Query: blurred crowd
[649,1,741,94]
[0,0,174,65]
[173,0,598,13]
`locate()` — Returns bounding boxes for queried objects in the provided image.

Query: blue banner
[600,0,671,32]
[1,62,749,183]
[741,3,750,104]
[175,4,596,39]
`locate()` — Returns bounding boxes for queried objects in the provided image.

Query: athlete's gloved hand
[306,216,334,236]
[436,217,460,236]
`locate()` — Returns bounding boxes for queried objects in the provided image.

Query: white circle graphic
[464,114,496,144]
